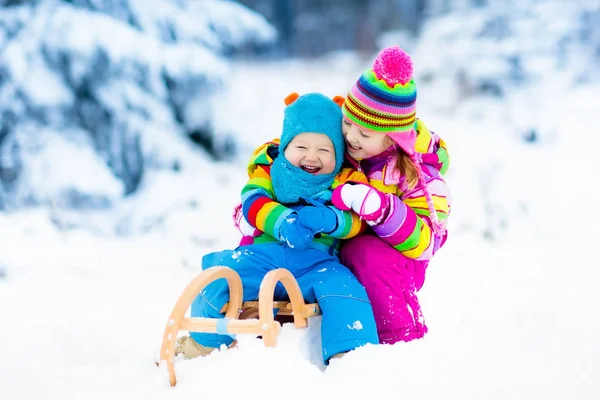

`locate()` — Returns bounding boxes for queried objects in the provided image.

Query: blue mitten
[297,205,338,235]
[278,215,314,250]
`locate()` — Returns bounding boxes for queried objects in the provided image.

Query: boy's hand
[297,206,338,234]
[278,215,314,250]
[331,183,389,222]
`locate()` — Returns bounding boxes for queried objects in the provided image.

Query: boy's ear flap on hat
[284,92,300,106]
[332,96,345,108]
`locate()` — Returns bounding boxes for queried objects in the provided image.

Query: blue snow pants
[190,242,379,364]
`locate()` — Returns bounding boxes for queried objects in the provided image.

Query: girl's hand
[331,183,389,222]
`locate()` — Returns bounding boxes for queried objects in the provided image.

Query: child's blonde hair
[384,136,419,189]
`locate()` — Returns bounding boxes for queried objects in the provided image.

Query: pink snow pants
[340,233,428,344]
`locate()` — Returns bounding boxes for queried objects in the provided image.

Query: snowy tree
[403,0,600,241]
[0,0,276,211]
[412,0,600,140]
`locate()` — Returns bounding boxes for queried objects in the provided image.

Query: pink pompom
[372,46,413,86]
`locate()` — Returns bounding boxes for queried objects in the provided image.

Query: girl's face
[284,132,336,175]
[342,118,389,160]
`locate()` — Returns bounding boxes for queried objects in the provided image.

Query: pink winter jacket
[338,119,452,261]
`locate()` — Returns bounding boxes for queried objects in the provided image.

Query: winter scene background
[1,0,599,399]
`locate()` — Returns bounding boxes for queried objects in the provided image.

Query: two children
[234,46,452,346]
[178,93,379,364]
[333,46,452,344]
[179,46,451,364]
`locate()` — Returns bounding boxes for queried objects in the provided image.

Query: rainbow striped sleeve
[333,167,370,188]
[327,168,369,238]
[325,205,367,239]
[371,170,451,261]
[241,164,295,241]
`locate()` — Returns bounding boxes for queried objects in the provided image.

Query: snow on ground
[1,54,600,399]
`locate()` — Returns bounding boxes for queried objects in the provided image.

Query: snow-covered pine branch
[0,0,275,211]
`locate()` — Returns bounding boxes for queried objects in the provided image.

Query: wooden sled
[158,266,321,387]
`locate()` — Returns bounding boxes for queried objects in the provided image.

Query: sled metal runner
[158,266,321,387]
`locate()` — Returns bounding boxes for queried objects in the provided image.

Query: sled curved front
[158,267,322,387]
[158,266,243,387]
[257,268,308,345]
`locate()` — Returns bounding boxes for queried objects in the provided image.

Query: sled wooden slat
[179,317,263,334]
[221,300,321,318]
[158,266,313,387]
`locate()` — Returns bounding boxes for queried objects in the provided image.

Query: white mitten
[331,183,389,222]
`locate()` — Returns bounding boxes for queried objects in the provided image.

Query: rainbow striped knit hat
[342,46,417,155]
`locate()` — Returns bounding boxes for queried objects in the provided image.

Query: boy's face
[284,132,336,175]
[342,117,389,160]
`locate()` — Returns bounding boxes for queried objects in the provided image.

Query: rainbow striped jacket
[240,139,367,255]
[341,119,452,261]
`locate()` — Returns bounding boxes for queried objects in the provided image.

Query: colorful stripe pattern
[241,140,367,255]
[342,69,417,135]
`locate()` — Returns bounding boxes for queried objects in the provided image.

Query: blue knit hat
[280,92,345,172]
